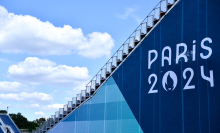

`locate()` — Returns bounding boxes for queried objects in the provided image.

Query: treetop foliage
[8,112,45,132]
[0,110,7,114]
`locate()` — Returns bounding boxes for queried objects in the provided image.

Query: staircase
[33,0,180,133]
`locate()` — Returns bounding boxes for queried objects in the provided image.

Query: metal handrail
[43,0,180,132]
[86,0,163,86]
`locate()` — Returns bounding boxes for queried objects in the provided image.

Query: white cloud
[27,103,64,111]
[8,57,90,87]
[41,104,64,111]
[65,81,88,95]
[0,92,53,102]
[132,15,142,24]
[0,58,12,63]
[30,104,40,108]
[0,5,114,58]
[117,8,136,19]
[0,81,31,93]
[64,97,71,101]
[34,111,47,118]
[117,7,141,24]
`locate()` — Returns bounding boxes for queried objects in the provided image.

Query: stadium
[0,113,20,133]
[1,0,220,132]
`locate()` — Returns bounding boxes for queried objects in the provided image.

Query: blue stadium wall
[48,0,220,132]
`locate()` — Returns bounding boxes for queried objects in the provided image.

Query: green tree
[9,113,44,132]
[34,117,46,125]
[0,110,7,114]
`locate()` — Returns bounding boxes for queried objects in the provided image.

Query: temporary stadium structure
[32,0,180,133]
[33,0,220,132]
[0,113,20,133]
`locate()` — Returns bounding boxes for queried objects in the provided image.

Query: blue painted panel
[48,0,220,132]
[112,0,220,132]
[0,115,20,133]
[48,77,143,133]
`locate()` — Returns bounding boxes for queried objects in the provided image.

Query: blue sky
[0,0,160,121]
